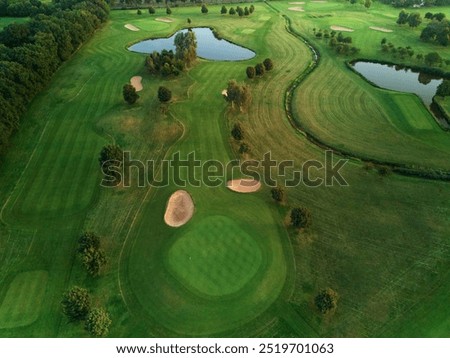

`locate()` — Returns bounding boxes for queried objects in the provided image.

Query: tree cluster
[290,207,312,230]
[0,0,109,159]
[397,10,422,28]
[315,288,338,314]
[328,32,360,56]
[380,40,415,60]
[145,30,197,76]
[246,58,274,79]
[61,286,112,337]
[78,232,107,277]
[99,144,124,184]
[437,80,450,97]
[224,80,252,112]
[421,19,450,46]
[379,0,450,7]
[228,5,254,17]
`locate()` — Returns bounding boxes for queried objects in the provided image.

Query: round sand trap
[289,6,305,12]
[227,179,261,193]
[369,26,393,33]
[221,89,228,97]
[164,190,194,227]
[289,1,305,4]
[124,24,139,31]
[330,25,354,32]
[130,76,142,92]
[155,17,173,23]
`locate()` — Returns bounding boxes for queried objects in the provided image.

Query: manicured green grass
[0,3,449,339]
[0,271,48,329]
[0,17,28,29]
[167,215,263,297]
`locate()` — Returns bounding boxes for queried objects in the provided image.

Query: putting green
[0,271,48,329]
[167,216,262,296]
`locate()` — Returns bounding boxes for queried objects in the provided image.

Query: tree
[271,186,285,203]
[148,6,155,14]
[237,7,244,17]
[231,123,243,141]
[424,52,442,66]
[290,207,312,230]
[246,66,256,79]
[397,10,409,25]
[137,9,142,15]
[244,7,249,16]
[433,13,446,22]
[437,80,450,97]
[187,18,191,24]
[229,7,236,15]
[99,144,124,183]
[201,4,208,14]
[225,80,252,112]
[174,30,197,67]
[263,58,274,71]
[123,84,139,104]
[364,0,372,9]
[158,86,172,103]
[221,6,227,14]
[82,247,107,276]
[250,5,255,13]
[381,37,387,45]
[408,13,422,28]
[425,12,433,20]
[315,289,338,314]
[78,232,100,255]
[85,308,112,337]
[61,287,91,321]
[166,7,171,15]
[255,63,265,76]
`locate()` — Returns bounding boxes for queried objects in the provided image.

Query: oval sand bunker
[164,190,195,227]
[227,179,261,193]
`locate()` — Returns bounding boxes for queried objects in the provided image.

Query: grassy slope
[0,17,28,29]
[0,3,448,338]
[272,1,450,169]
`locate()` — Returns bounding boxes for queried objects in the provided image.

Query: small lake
[128,27,255,61]
[352,61,444,106]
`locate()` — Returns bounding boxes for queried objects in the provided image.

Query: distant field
[0,17,28,29]
[0,2,449,338]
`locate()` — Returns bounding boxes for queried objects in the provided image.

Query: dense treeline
[379,0,450,7]
[0,0,109,158]
[0,0,51,17]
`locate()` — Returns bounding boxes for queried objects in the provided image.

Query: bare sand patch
[124,24,139,32]
[155,17,173,23]
[369,26,393,33]
[164,190,194,227]
[221,89,228,97]
[227,179,261,193]
[330,25,354,32]
[130,76,143,92]
[289,6,305,12]
[289,1,305,4]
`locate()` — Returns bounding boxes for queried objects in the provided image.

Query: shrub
[255,63,265,76]
[61,287,91,321]
[263,58,274,71]
[246,66,256,79]
[315,288,338,314]
[158,86,172,103]
[290,207,312,229]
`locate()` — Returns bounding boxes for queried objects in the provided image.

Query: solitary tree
[61,287,91,321]
[166,7,172,15]
[246,66,256,79]
[290,207,312,230]
[201,4,208,14]
[221,5,227,14]
[158,86,172,103]
[99,144,124,184]
[148,6,155,14]
[315,288,338,314]
[271,186,285,203]
[123,84,139,104]
[255,63,265,76]
[364,0,372,9]
[137,9,142,15]
[231,123,243,141]
[187,18,191,24]
[85,308,112,337]
[263,58,274,71]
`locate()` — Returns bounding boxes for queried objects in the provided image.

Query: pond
[128,27,255,61]
[352,61,444,107]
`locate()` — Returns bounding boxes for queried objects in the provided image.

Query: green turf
[167,215,263,296]
[0,3,449,338]
[0,271,48,329]
[0,17,28,29]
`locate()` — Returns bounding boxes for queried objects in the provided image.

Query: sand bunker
[289,6,305,12]
[130,76,142,92]
[227,179,261,193]
[164,190,194,227]
[330,25,354,32]
[369,26,393,33]
[124,24,139,31]
[221,89,228,97]
[155,17,173,23]
[289,1,305,4]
